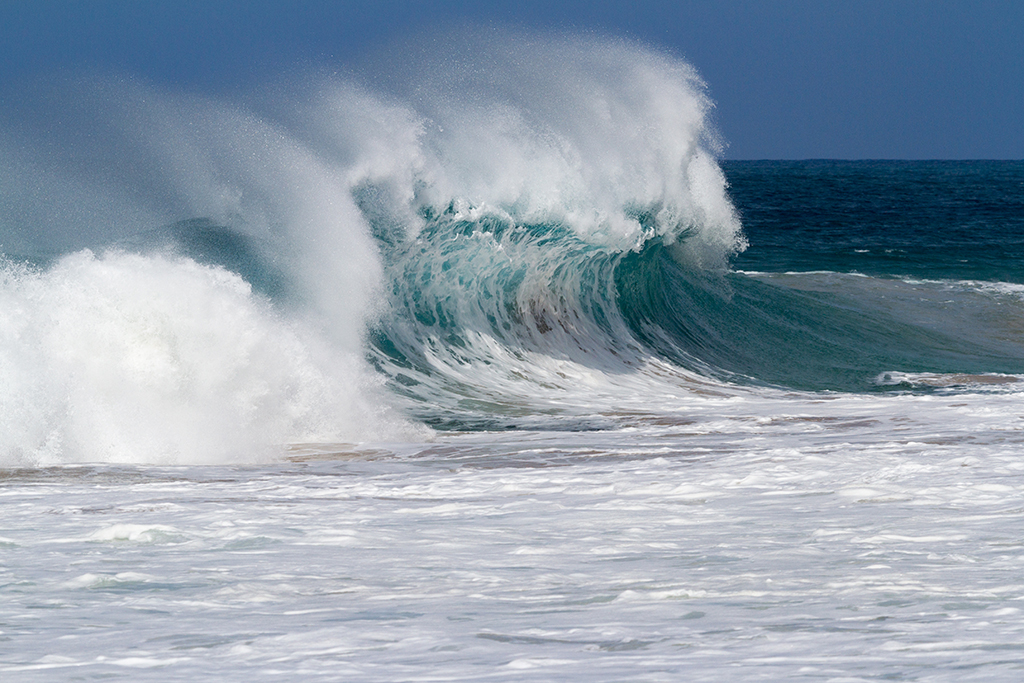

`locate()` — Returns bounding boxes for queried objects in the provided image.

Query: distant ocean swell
[2,31,1023,466]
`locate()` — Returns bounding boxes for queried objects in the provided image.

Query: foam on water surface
[3,395,1024,681]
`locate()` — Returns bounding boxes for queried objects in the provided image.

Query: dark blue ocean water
[727,160,1024,282]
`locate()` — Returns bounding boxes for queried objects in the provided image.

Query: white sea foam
[0,251,413,466]
[4,390,1024,680]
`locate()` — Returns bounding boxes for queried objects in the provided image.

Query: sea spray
[356,30,744,260]
[1,82,408,463]
[0,251,412,466]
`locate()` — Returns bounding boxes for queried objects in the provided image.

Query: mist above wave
[351,29,744,262]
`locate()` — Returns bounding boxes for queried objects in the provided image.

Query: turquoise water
[364,160,1024,414]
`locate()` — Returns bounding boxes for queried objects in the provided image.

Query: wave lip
[352,28,744,265]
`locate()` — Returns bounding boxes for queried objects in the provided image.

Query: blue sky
[2,0,1021,159]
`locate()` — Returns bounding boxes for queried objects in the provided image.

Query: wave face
[3,30,1022,465]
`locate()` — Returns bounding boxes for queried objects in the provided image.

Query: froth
[0,252,408,465]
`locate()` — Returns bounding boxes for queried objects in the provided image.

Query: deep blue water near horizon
[726,160,1024,283]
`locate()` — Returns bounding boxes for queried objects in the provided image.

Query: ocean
[3,33,1024,681]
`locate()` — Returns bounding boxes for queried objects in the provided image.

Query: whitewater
[3,31,1024,681]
